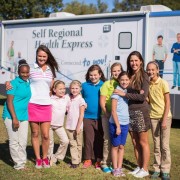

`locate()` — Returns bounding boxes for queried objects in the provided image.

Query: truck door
[112,18,144,70]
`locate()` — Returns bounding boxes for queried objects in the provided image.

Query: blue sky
[63,0,114,11]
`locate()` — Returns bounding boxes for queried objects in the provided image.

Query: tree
[62,1,98,15]
[62,0,108,15]
[0,0,63,20]
[112,0,180,12]
[97,0,108,13]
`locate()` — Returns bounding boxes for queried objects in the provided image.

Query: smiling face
[18,66,30,81]
[111,65,122,80]
[129,55,142,73]
[37,50,48,67]
[118,74,130,89]
[70,84,81,97]
[146,63,159,81]
[89,70,101,84]
[53,83,66,97]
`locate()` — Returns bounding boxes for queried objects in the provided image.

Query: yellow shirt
[100,79,119,113]
[149,77,172,119]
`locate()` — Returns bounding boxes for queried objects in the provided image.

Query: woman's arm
[113,79,149,101]
[76,105,86,135]
[125,75,149,101]
[161,93,170,129]
[7,95,19,129]
[111,99,121,135]
[5,81,13,90]
[50,79,54,96]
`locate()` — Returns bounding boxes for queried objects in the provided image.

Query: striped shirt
[29,63,53,105]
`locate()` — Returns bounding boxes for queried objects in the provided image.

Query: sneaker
[128,166,140,175]
[35,159,42,169]
[49,155,57,166]
[95,161,101,170]
[102,167,111,173]
[161,173,170,180]
[42,157,50,168]
[82,160,92,169]
[171,86,176,89]
[119,168,126,177]
[112,168,121,177]
[69,163,79,168]
[178,87,180,91]
[134,168,149,178]
[151,172,160,179]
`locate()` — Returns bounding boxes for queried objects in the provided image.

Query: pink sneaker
[95,162,101,170]
[35,159,42,169]
[42,157,50,168]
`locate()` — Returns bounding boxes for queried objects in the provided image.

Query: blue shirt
[2,77,31,121]
[171,42,180,62]
[109,86,129,125]
[81,80,104,119]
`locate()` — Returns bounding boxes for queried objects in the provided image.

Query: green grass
[0,105,179,180]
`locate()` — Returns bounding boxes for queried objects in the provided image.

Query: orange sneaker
[95,161,101,170]
[83,160,92,168]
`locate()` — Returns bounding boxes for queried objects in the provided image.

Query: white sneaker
[134,168,149,178]
[128,166,140,175]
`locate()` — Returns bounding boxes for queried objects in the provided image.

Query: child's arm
[162,93,170,129]
[111,98,121,135]
[7,95,19,129]
[100,95,109,117]
[76,105,86,135]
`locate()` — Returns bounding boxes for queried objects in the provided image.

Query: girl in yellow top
[146,61,172,180]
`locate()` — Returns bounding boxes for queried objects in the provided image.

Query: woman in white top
[28,45,59,168]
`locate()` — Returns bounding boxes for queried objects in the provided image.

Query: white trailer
[0,6,180,119]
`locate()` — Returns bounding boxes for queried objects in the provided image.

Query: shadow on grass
[172,119,180,129]
[0,141,72,168]
[0,98,6,105]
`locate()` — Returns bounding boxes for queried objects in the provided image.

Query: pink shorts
[28,103,52,122]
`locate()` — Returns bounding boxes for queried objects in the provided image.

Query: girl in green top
[100,62,123,173]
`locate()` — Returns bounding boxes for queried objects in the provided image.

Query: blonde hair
[70,80,82,88]
[110,62,123,76]
[51,80,65,95]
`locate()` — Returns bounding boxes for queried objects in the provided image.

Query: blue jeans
[173,61,180,87]
[155,60,164,78]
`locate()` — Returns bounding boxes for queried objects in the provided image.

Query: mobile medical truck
[0,5,180,119]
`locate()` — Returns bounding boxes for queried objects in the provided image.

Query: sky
[63,0,114,11]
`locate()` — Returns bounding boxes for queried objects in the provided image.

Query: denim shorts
[109,122,129,147]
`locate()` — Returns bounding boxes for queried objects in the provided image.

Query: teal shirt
[2,77,31,121]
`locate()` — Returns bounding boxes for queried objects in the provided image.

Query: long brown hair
[85,64,106,82]
[36,45,59,78]
[127,51,145,90]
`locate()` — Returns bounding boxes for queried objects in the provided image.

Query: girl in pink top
[48,80,70,166]
[66,80,86,168]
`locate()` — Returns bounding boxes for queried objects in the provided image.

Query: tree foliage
[62,1,97,15]
[0,0,63,20]
[62,0,108,15]
[112,0,180,12]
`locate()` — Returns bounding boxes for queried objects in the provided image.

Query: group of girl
[2,46,171,180]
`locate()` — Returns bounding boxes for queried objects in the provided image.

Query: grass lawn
[0,105,179,180]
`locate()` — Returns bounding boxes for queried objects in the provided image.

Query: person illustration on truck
[7,40,15,79]
[152,35,168,78]
[171,33,180,91]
